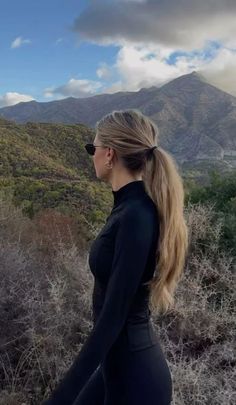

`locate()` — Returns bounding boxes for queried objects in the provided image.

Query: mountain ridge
[0,72,236,175]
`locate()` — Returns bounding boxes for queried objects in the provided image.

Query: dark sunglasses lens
[85,144,95,155]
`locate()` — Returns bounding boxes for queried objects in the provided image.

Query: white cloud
[42,43,236,99]
[101,44,190,93]
[96,62,113,80]
[101,43,236,95]
[0,92,34,107]
[71,0,236,96]
[11,36,31,49]
[200,47,236,96]
[44,78,103,98]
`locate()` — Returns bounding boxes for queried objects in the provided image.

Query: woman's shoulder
[120,195,158,226]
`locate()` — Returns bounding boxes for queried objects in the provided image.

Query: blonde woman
[43,109,189,405]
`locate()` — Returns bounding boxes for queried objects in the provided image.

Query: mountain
[0,86,159,127]
[1,72,236,174]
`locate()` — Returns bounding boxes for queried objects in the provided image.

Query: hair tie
[150,145,158,153]
[146,145,158,160]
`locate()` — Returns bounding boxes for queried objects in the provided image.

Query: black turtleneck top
[43,180,160,405]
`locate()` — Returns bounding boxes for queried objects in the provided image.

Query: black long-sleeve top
[42,180,160,404]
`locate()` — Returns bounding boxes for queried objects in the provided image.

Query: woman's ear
[107,147,115,160]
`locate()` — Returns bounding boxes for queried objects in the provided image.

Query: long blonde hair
[96,109,189,315]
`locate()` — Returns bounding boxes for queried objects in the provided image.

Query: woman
[43,109,189,405]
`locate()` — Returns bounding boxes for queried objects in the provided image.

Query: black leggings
[72,321,172,405]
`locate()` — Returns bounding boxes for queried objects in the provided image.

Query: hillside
[0,118,94,179]
[1,72,236,174]
[0,118,113,235]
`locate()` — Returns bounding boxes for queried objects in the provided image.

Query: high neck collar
[112,180,146,207]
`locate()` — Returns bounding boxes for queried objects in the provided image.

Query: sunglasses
[84,143,106,156]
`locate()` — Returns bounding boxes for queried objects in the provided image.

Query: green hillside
[0,118,113,239]
[0,118,95,178]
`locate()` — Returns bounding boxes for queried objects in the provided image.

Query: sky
[1,0,236,107]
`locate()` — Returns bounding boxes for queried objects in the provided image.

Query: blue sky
[1,0,236,107]
[0,0,119,102]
